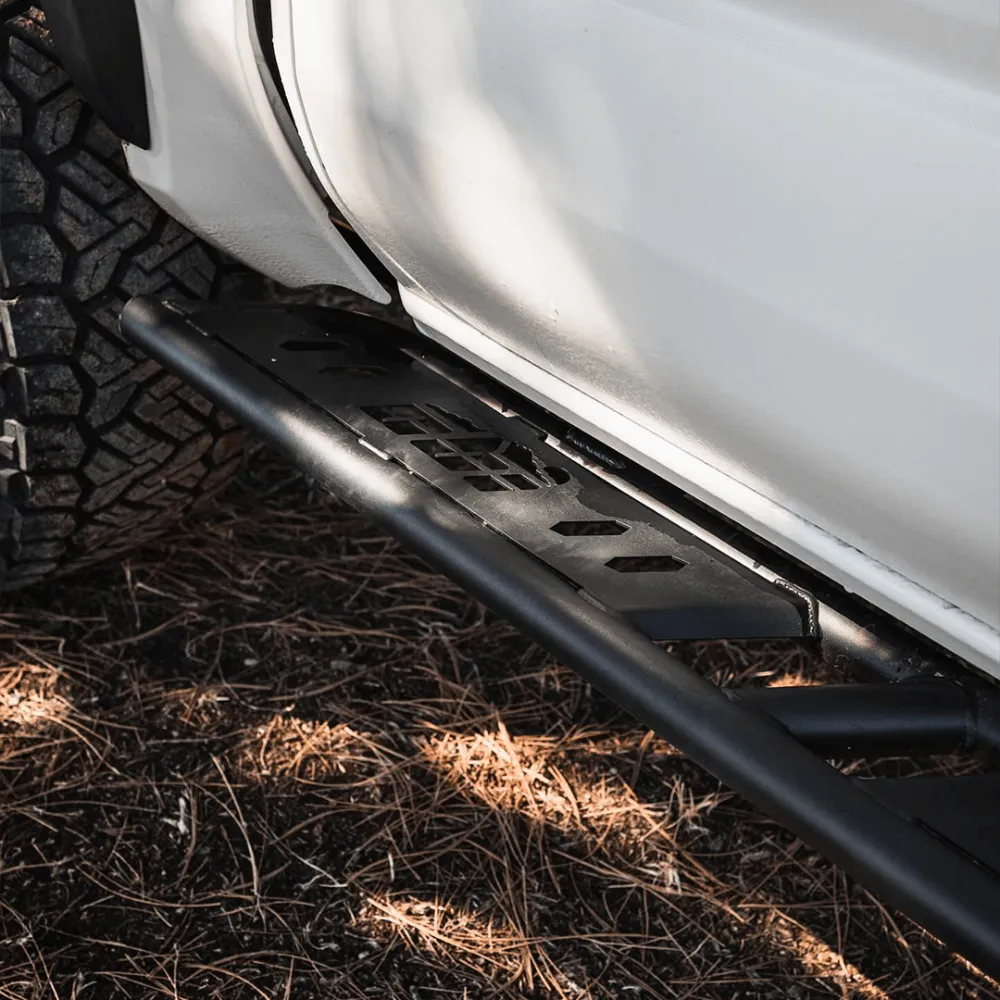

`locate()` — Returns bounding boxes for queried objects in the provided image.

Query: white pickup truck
[2,0,999,977]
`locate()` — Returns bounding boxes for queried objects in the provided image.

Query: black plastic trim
[44,0,151,149]
[121,297,1000,978]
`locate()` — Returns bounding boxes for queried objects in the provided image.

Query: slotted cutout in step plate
[211,306,806,640]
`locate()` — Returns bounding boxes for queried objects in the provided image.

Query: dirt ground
[1,454,997,999]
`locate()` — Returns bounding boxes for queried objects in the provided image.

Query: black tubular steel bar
[732,681,972,757]
[121,298,1000,977]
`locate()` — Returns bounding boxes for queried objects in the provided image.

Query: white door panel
[275,0,1000,666]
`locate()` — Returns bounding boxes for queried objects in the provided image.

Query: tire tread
[0,3,245,588]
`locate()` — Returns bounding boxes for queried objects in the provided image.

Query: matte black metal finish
[121,297,1000,976]
[176,303,806,642]
[44,0,151,149]
[734,681,973,757]
[811,607,1000,757]
[866,776,1000,875]
[816,602,942,681]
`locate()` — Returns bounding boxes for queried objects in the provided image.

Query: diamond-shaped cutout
[552,520,629,536]
[606,555,686,573]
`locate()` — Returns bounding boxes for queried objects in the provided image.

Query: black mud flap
[44,0,150,149]
[121,297,1000,978]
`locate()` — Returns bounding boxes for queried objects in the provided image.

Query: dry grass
[0,455,995,999]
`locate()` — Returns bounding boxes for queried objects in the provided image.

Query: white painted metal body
[126,0,1000,676]
[126,0,388,301]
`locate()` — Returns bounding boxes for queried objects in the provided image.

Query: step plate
[180,303,804,640]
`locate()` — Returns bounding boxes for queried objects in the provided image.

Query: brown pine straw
[0,456,994,999]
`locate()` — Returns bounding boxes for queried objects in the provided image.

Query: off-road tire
[0,2,247,589]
